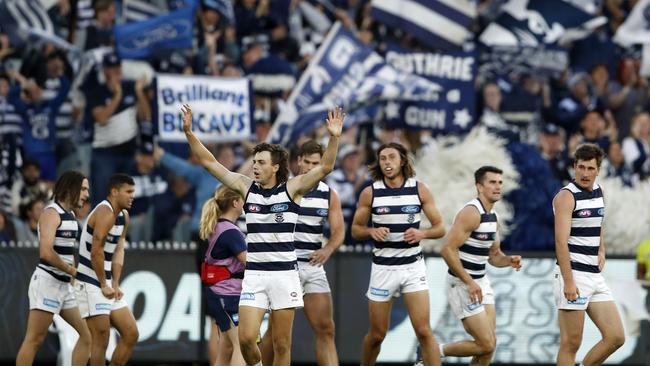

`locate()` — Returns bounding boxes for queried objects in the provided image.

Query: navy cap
[541,123,561,135]
[102,52,121,67]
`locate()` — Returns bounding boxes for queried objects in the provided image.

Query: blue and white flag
[156,74,254,143]
[114,5,195,59]
[267,22,442,146]
[383,48,476,134]
[122,0,166,23]
[246,55,296,96]
[202,0,236,25]
[0,0,78,53]
[370,0,475,50]
[613,0,650,76]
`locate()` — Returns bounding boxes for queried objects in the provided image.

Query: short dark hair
[107,173,135,195]
[297,140,323,158]
[574,143,604,167]
[252,143,289,184]
[475,166,503,184]
[369,142,415,181]
[53,171,86,207]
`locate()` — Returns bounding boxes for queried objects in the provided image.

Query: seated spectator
[479,81,509,132]
[0,210,17,243]
[622,112,650,180]
[556,72,603,135]
[82,0,115,50]
[14,197,46,243]
[152,175,195,242]
[539,123,571,184]
[576,110,612,152]
[10,160,52,216]
[604,142,638,187]
[607,57,647,139]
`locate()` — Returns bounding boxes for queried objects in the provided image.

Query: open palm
[326,106,345,137]
[181,104,193,133]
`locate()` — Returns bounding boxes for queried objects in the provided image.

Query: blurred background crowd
[0,0,649,255]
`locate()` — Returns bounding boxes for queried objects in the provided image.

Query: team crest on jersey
[275,213,284,223]
[376,207,390,214]
[271,203,289,212]
[248,204,261,213]
[577,209,592,217]
[597,208,604,216]
[401,205,419,213]
[316,208,329,217]
[407,214,415,223]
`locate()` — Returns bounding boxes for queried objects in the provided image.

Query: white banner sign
[156,73,253,142]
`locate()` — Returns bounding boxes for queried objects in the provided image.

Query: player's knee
[605,332,625,349]
[476,334,496,355]
[121,326,139,347]
[412,324,433,341]
[367,329,387,346]
[272,337,291,356]
[24,331,47,349]
[76,327,92,348]
[560,334,582,353]
[91,328,111,347]
[238,331,257,350]
[314,319,335,339]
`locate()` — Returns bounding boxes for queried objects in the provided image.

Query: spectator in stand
[607,57,648,139]
[11,159,52,216]
[556,72,604,136]
[622,112,650,180]
[15,197,46,243]
[574,110,613,153]
[539,123,572,184]
[0,71,23,142]
[0,210,17,243]
[85,52,139,204]
[82,0,115,50]
[152,174,195,242]
[479,81,509,132]
[604,142,638,187]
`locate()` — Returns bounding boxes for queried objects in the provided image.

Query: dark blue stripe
[370,222,420,232]
[373,240,414,249]
[53,246,74,255]
[480,213,497,223]
[413,0,473,28]
[469,231,496,241]
[299,207,329,218]
[59,212,76,220]
[294,223,324,234]
[570,261,600,273]
[372,185,419,197]
[572,188,602,201]
[76,272,100,287]
[37,262,71,282]
[459,245,490,256]
[55,229,77,239]
[568,244,599,256]
[570,226,601,237]
[84,241,113,260]
[294,241,321,250]
[246,261,298,271]
[115,215,125,226]
[247,223,297,234]
[448,269,484,279]
[460,259,485,271]
[303,189,329,200]
[87,225,94,235]
[247,242,295,253]
[572,208,604,219]
[297,258,310,262]
[78,255,93,270]
[106,234,120,244]
[370,7,461,50]
[249,183,288,197]
[372,253,422,265]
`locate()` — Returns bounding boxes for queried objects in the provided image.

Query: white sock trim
[439,343,446,358]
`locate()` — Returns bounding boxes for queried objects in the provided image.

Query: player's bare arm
[181,104,253,197]
[487,230,522,269]
[404,182,445,244]
[38,208,77,277]
[553,189,579,301]
[351,186,389,242]
[91,205,117,299]
[111,210,129,301]
[288,107,343,201]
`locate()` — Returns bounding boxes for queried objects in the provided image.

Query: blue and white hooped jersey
[76,200,126,287]
[560,181,604,273]
[294,181,330,261]
[449,198,497,280]
[37,203,79,282]
[371,178,423,266]
[244,182,300,271]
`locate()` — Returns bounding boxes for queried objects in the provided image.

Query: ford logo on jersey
[401,205,419,213]
[376,207,390,214]
[248,204,261,213]
[578,209,591,217]
[316,208,329,217]
[271,203,289,212]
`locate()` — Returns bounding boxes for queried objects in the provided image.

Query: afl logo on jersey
[578,209,592,217]
[316,208,329,217]
[248,204,261,213]
[476,233,489,240]
[376,207,390,214]
[271,203,289,213]
[401,205,419,214]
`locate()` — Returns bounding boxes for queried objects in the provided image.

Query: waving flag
[370,0,475,50]
[266,22,442,146]
[122,0,166,23]
[613,0,650,76]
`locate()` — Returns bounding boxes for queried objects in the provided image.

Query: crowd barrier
[1,243,648,364]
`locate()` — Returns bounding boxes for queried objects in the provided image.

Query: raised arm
[38,208,77,277]
[91,206,117,299]
[181,104,252,197]
[440,206,484,303]
[553,189,578,301]
[309,188,345,266]
[287,107,344,200]
[112,211,129,300]
[404,183,445,244]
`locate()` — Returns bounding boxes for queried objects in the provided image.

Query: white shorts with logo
[446,273,495,320]
[239,269,304,310]
[74,280,128,318]
[553,267,613,310]
[298,261,331,294]
[28,267,77,314]
[366,259,429,302]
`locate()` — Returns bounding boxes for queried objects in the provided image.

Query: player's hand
[563,279,579,301]
[404,228,424,245]
[181,104,193,133]
[326,106,344,138]
[370,227,389,242]
[467,280,482,304]
[101,284,115,299]
[309,247,333,266]
[509,255,522,271]
[114,286,124,300]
